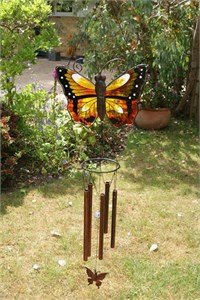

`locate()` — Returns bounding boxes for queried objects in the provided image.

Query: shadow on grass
[121,119,199,192]
[1,119,198,214]
[1,189,26,215]
[1,171,84,215]
[37,170,84,198]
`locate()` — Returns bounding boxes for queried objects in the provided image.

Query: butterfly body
[85,267,108,288]
[95,74,106,121]
[56,64,147,127]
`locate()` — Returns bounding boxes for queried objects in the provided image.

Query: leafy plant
[0,0,60,106]
[1,105,22,183]
[140,80,180,109]
[69,0,198,111]
[11,83,128,177]
[12,83,75,175]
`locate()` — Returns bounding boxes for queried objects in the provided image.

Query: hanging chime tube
[88,182,93,257]
[104,181,110,233]
[111,189,117,248]
[83,189,89,261]
[99,193,105,260]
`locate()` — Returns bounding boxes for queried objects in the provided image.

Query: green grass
[1,119,199,300]
[121,259,200,299]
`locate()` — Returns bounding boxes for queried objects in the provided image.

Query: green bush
[0,0,60,106]
[1,105,23,183]
[9,81,126,178]
[69,0,198,110]
[12,84,74,175]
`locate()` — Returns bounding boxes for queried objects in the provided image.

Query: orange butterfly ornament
[56,64,147,127]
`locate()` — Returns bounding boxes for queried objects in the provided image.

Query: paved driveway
[16,57,70,95]
[16,57,113,92]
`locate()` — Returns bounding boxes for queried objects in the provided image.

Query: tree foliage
[175,17,199,120]
[0,0,60,106]
[70,0,198,112]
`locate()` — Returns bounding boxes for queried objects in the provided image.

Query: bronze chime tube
[88,182,93,257]
[99,193,105,260]
[111,189,117,248]
[104,181,110,234]
[83,189,89,261]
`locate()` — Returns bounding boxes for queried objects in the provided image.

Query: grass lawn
[1,119,199,300]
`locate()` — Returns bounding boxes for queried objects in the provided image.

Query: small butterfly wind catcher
[56,59,147,287]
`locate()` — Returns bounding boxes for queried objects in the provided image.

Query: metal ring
[82,157,120,174]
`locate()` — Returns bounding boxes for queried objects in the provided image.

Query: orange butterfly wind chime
[56,62,147,288]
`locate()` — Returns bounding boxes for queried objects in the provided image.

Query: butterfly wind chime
[56,60,147,288]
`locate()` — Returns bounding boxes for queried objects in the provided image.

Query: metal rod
[83,189,89,261]
[99,193,105,260]
[88,182,93,257]
[104,181,110,233]
[111,189,117,248]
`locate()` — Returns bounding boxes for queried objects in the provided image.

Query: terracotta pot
[135,108,171,130]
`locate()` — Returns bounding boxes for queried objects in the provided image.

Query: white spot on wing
[72,74,81,81]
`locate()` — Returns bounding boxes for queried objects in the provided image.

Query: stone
[58,259,66,267]
[51,230,62,238]
[149,243,158,252]
[33,264,40,270]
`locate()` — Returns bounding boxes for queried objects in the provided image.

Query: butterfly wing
[85,267,95,285]
[56,67,97,126]
[95,272,108,289]
[105,64,147,126]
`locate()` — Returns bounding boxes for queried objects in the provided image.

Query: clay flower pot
[135,108,171,130]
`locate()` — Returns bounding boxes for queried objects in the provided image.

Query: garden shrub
[1,104,22,183]
[12,85,74,175]
[9,83,126,179]
[11,84,97,176]
[0,0,60,106]
[1,80,128,188]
